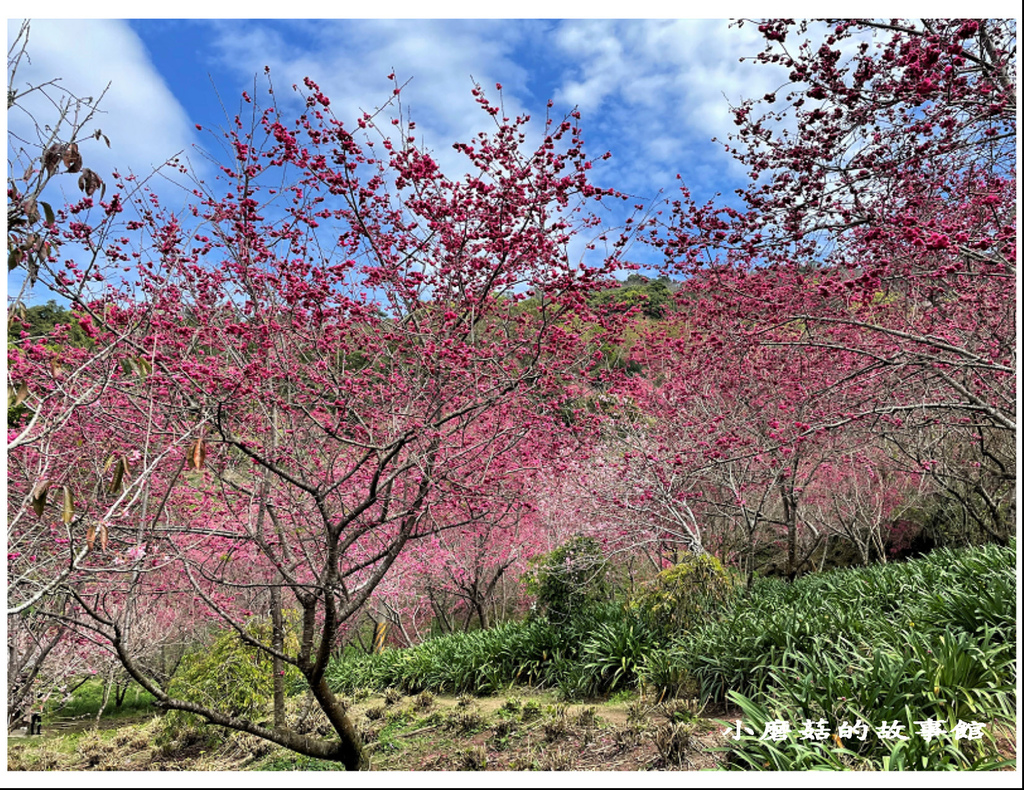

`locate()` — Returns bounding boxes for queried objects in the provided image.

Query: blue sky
[11,15,779,195]
[7,8,1014,304]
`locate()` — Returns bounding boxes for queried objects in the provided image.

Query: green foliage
[588,275,674,319]
[575,616,652,698]
[630,553,734,637]
[8,300,96,428]
[325,542,1014,753]
[723,688,1012,771]
[8,398,30,429]
[680,543,1015,702]
[326,603,662,700]
[328,619,555,695]
[40,677,157,721]
[160,613,305,742]
[676,543,1016,770]
[638,648,698,701]
[529,535,610,624]
[7,300,93,347]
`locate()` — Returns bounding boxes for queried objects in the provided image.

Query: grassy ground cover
[676,542,1017,769]
[7,688,730,771]
[323,542,1017,770]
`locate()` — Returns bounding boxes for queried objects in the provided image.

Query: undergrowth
[325,543,1016,770]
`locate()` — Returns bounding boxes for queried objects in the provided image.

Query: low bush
[630,553,734,638]
[529,536,611,624]
[326,603,650,698]
[680,542,1016,705]
[158,613,305,747]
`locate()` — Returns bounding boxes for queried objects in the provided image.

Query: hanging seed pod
[188,437,207,470]
[61,485,75,525]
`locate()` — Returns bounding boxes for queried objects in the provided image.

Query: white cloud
[7,19,197,184]
[198,19,535,181]
[7,19,200,304]
[4,16,822,297]
[549,19,789,200]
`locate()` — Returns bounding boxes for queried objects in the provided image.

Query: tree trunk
[95,668,114,725]
[271,585,286,729]
[476,599,490,631]
[783,484,798,581]
[107,617,369,770]
[311,676,368,770]
[114,679,129,708]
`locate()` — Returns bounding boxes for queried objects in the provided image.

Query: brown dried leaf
[86,523,96,552]
[63,142,82,173]
[62,485,74,525]
[22,196,39,225]
[29,479,50,517]
[42,145,62,176]
[78,168,103,197]
[98,522,108,552]
[189,438,206,470]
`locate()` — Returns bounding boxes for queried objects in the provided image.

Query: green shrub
[530,535,610,624]
[681,543,1016,706]
[160,613,304,743]
[639,648,698,702]
[578,616,652,696]
[630,553,734,637]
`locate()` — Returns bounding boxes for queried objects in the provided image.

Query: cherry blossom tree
[648,18,1015,549]
[6,21,197,728]
[377,501,547,641]
[605,315,853,582]
[801,449,926,566]
[30,75,634,769]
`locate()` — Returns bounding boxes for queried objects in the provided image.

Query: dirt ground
[7,689,739,772]
[8,689,1015,772]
